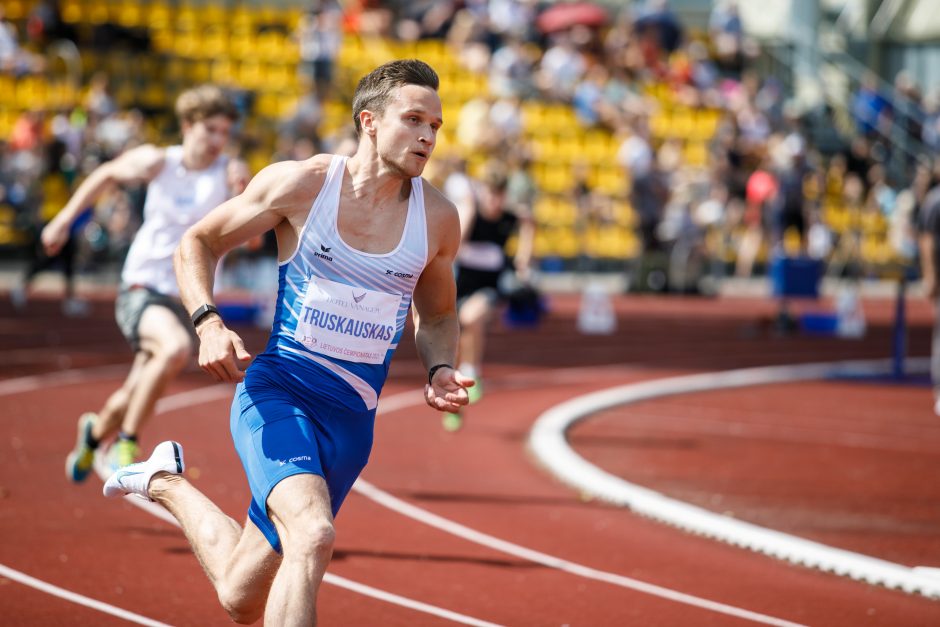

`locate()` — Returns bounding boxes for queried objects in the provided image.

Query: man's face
[371,84,442,178]
[182,114,234,166]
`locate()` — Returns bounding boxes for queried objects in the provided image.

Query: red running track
[0,291,938,626]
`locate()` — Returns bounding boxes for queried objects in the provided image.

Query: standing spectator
[852,73,891,139]
[918,177,940,416]
[294,0,343,100]
[709,0,744,77]
[536,31,587,101]
[618,114,667,255]
[0,6,44,74]
[772,143,811,253]
[735,159,777,277]
[9,172,91,317]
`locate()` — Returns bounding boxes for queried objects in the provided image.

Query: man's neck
[346,153,411,205]
[180,144,214,172]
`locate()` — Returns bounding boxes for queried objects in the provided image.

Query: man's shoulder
[255,154,334,203]
[268,153,333,180]
[420,178,457,216]
[109,142,163,164]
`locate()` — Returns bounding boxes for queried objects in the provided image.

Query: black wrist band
[428,363,453,386]
[190,303,220,328]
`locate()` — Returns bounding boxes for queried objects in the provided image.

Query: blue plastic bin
[770,255,821,298]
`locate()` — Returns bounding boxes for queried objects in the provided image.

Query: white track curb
[528,357,940,599]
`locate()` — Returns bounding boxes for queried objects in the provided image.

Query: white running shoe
[103,441,184,500]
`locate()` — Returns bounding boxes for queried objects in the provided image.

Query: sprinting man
[103,60,474,624]
[48,84,243,479]
[442,162,535,431]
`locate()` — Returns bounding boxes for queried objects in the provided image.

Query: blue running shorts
[230,360,375,553]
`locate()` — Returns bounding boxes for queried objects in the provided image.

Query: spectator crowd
[2,0,939,301]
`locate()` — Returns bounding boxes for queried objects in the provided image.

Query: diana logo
[352,291,367,304]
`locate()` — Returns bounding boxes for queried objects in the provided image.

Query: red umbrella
[536,2,609,33]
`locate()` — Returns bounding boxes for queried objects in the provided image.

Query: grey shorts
[115,285,195,352]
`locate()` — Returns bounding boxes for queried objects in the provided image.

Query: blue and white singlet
[256,155,428,411]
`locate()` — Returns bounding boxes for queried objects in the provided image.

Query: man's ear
[360,109,378,137]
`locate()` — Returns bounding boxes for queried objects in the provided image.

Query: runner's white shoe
[103,441,184,500]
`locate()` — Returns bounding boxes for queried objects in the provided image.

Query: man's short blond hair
[175,84,239,125]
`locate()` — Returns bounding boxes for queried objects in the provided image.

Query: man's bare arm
[412,184,475,412]
[42,144,165,255]
[174,158,323,382]
[921,232,937,298]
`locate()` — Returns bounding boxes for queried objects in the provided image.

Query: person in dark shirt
[443,163,535,431]
[918,180,940,415]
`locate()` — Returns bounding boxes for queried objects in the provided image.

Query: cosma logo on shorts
[277,455,313,467]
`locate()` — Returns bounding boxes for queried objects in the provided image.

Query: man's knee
[286,520,336,560]
[217,585,265,625]
[104,386,132,413]
[153,338,192,372]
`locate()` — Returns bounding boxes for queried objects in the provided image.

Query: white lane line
[143,380,803,626]
[323,574,504,627]
[19,364,804,625]
[129,384,504,627]
[120,495,504,627]
[353,479,805,627]
[529,357,940,600]
[0,563,173,627]
[153,375,804,625]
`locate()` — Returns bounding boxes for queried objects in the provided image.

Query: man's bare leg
[119,306,193,437]
[456,291,493,377]
[89,351,149,442]
[264,474,335,626]
[150,473,280,624]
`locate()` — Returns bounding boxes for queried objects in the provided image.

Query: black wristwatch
[190,303,221,328]
[428,363,453,385]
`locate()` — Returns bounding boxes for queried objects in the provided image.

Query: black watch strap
[190,303,221,328]
[428,363,453,385]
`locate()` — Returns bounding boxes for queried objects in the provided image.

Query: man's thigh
[137,304,195,355]
[268,474,334,533]
[224,516,282,604]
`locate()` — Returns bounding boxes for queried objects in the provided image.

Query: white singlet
[120,146,229,296]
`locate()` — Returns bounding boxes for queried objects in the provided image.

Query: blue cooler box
[770,256,821,298]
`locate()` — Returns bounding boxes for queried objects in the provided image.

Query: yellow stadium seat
[683,140,709,168]
[62,0,82,23]
[115,0,144,28]
[210,58,236,85]
[88,1,110,25]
